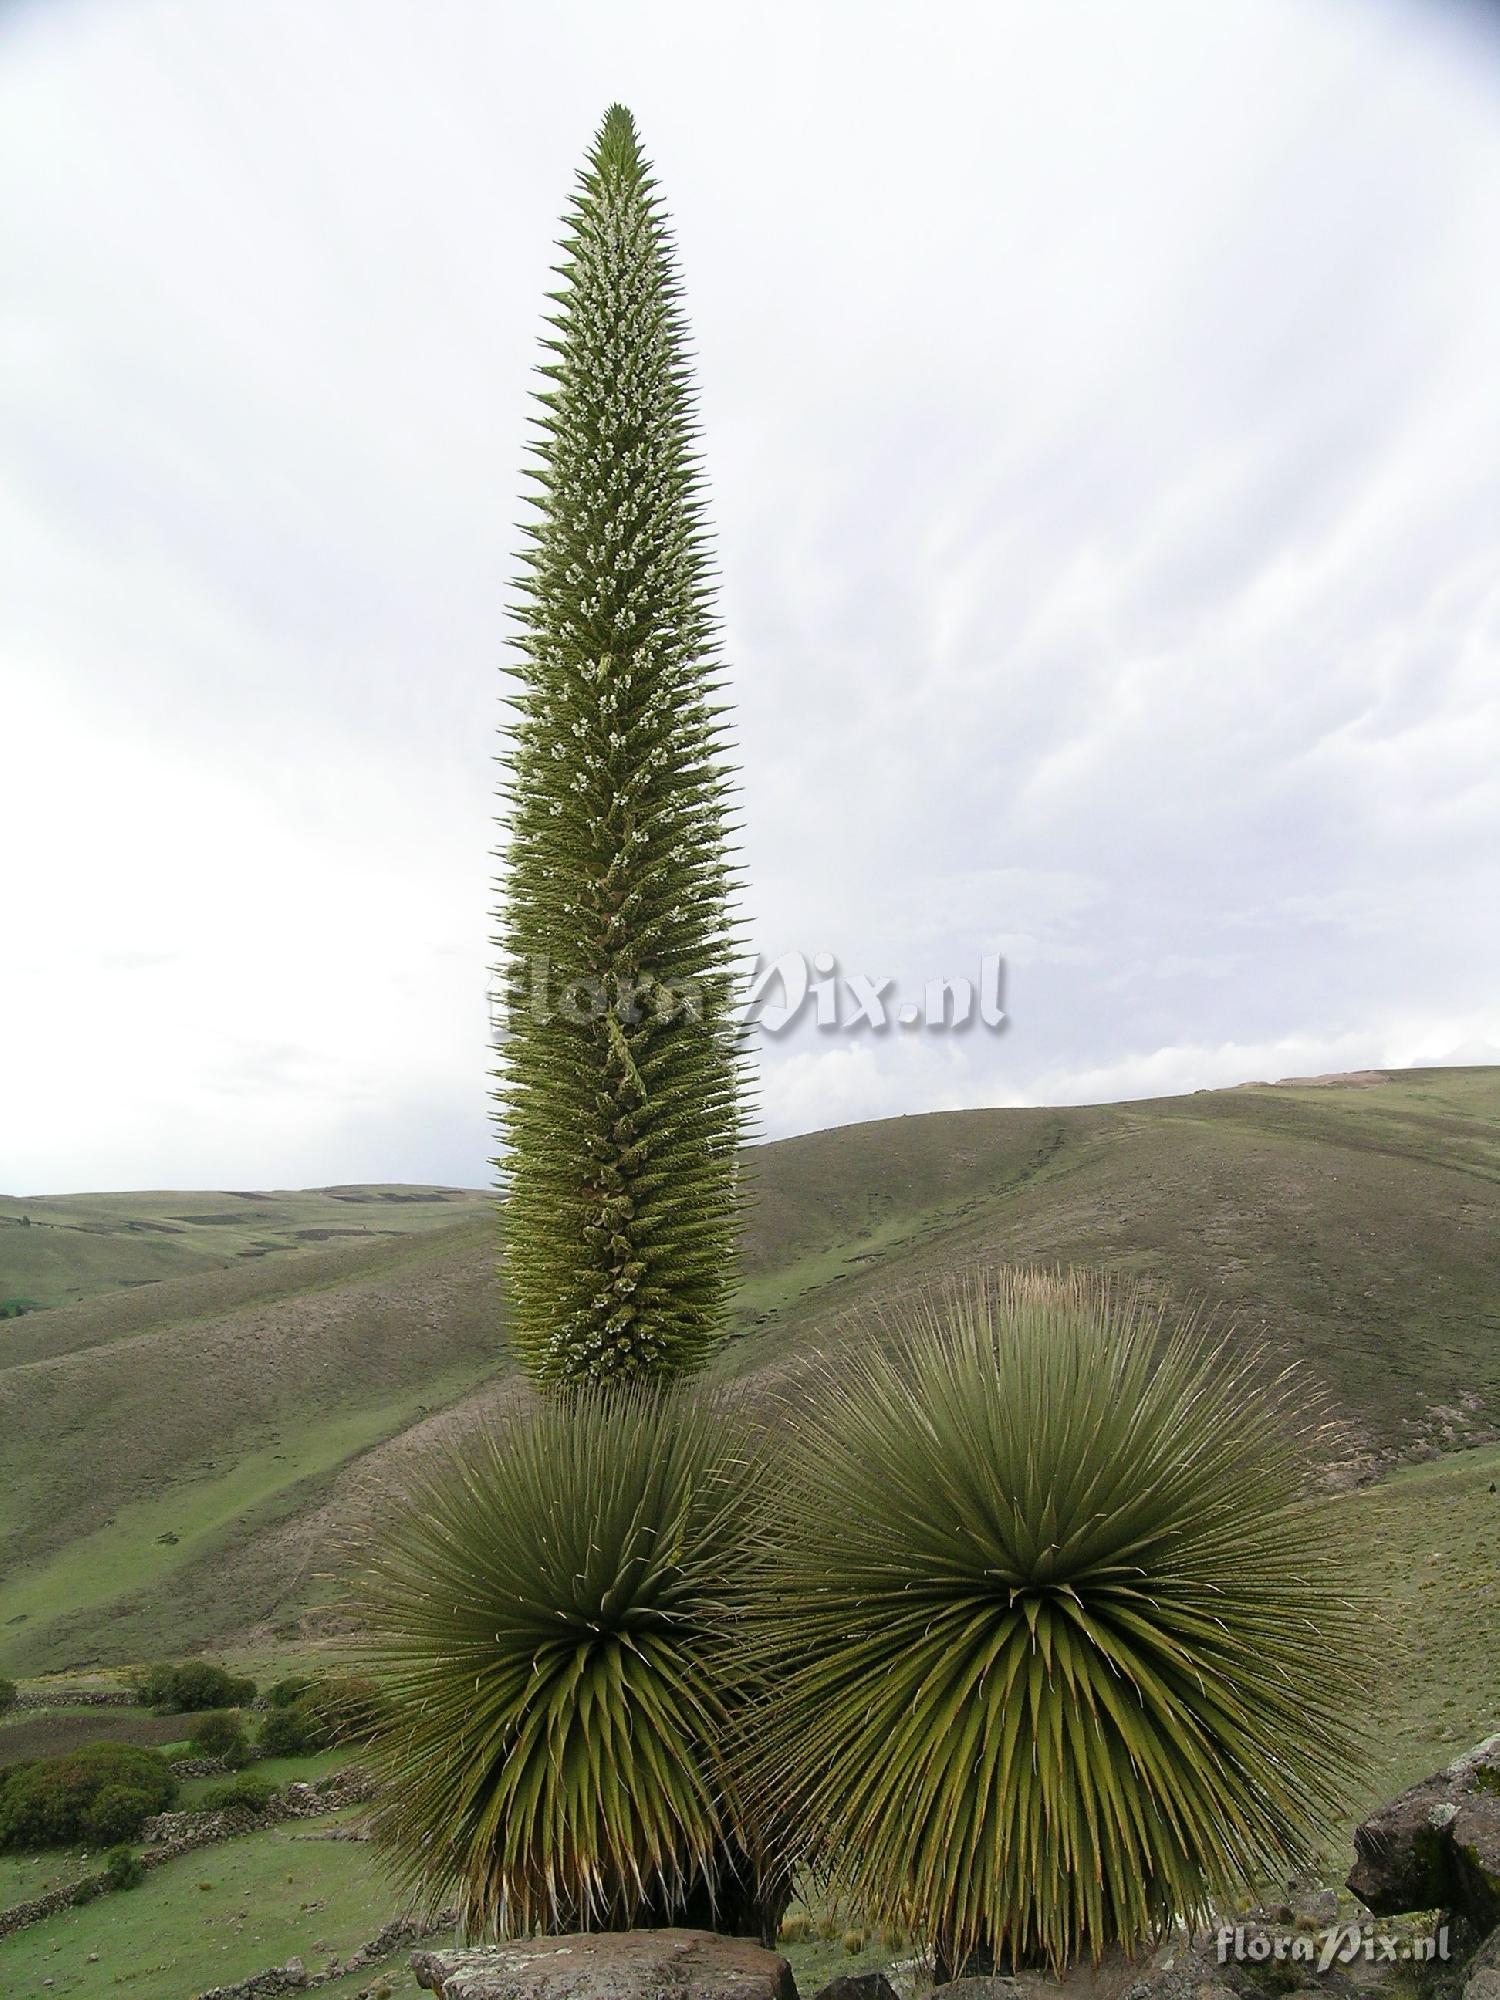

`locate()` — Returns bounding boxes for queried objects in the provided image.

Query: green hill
[1,1065,1496,1677]
[0,1185,491,1317]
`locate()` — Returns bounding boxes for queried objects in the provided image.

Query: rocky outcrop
[1348,1734,1500,1922]
[412,1928,799,2000]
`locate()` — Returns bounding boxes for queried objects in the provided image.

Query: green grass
[1,1362,494,1654]
[2,1067,1497,1673]
[1339,1439,1500,1820]
[0,1807,414,1997]
[777,1919,910,1993]
[0,1847,93,1909]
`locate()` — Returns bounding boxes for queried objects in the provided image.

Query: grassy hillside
[1,1065,1496,1676]
[0,1185,491,1317]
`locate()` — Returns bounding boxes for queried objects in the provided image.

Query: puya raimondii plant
[358,1384,782,1939]
[739,1270,1368,1972]
[495,105,748,1389]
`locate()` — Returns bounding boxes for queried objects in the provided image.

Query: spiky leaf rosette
[495,104,748,1388]
[739,1270,1367,1971]
[354,1385,774,1937]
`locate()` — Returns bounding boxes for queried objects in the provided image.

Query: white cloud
[3,0,1499,1186]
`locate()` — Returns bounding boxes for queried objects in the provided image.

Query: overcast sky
[3,0,1498,1192]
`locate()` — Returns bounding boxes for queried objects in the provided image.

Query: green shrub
[81,1784,158,1846]
[0,1677,17,1713]
[200,1776,276,1818]
[264,1675,316,1710]
[189,1711,251,1768]
[0,1742,177,1851]
[103,1844,146,1891]
[306,1674,383,1745]
[357,1383,777,1936]
[256,1700,329,1759]
[254,1674,379,1756]
[136,1663,256,1714]
[741,1270,1367,1971]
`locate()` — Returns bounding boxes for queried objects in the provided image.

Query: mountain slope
[1,1065,1496,1674]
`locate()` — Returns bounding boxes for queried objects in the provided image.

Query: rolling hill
[0,1184,491,1317]
[1,1065,1496,1678]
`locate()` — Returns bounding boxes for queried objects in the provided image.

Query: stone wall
[9,1688,138,1710]
[193,1906,459,2000]
[142,1769,376,1847]
[0,1873,107,1941]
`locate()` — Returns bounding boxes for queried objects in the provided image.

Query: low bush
[255,1674,381,1755]
[189,1710,251,1768]
[103,1844,146,1891]
[81,1783,159,1846]
[0,1678,16,1713]
[308,1674,383,1745]
[136,1663,257,1714]
[0,1742,177,1850]
[256,1700,329,1759]
[264,1674,316,1710]
[200,1776,276,1818]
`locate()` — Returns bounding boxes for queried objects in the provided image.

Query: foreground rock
[1348,1734,1500,1926]
[413,1929,799,2000]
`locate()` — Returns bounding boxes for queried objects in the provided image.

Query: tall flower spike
[494,105,750,1388]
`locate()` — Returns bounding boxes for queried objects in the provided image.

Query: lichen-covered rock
[811,1976,900,2000]
[1348,1736,1500,1918]
[412,1930,799,2000]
